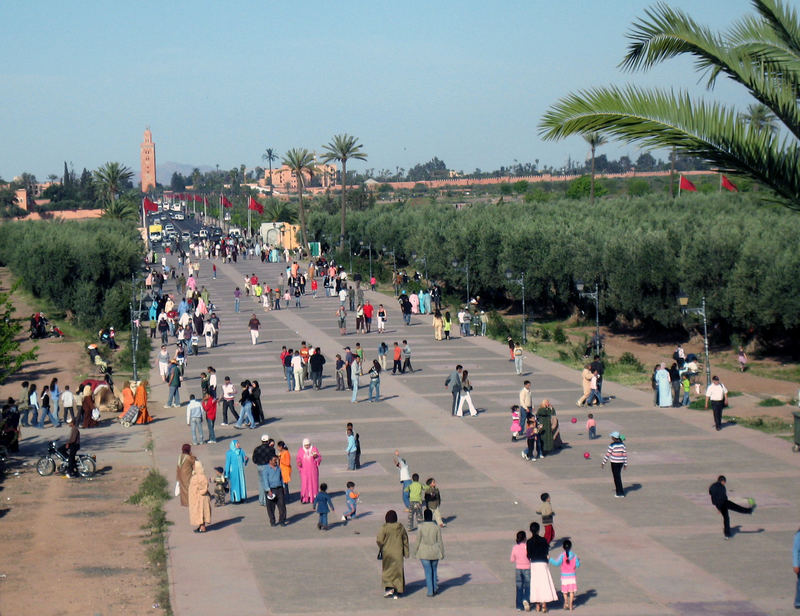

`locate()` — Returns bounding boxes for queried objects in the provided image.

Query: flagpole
[248,205,251,238]
[142,198,150,252]
[719,173,722,193]
[678,175,682,198]
[203,195,207,220]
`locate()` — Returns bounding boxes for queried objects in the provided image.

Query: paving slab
[145,256,800,615]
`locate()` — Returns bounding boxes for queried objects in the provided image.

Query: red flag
[221,195,233,208]
[248,196,264,214]
[679,176,697,192]
[193,194,202,202]
[142,197,158,213]
[721,175,738,192]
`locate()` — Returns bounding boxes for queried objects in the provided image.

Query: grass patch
[758,397,786,407]
[724,415,792,434]
[688,399,706,410]
[128,469,172,614]
[717,359,800,383]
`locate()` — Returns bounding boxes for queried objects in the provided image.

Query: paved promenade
[148,256,800,615]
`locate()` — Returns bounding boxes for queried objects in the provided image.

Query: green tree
[566,175,607,199]
[170,172,186,192]
[321,134,368,249]
[93,162,133,206]
[583,132,608,205]
[282,148,316,251]
[102,195,139,222]
[0,284,37,383]
[740,102,778,134]
[539,0,800,209]
[262,147,278,193]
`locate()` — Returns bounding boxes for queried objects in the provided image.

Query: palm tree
[93,162,133,206]
[262,148,278,194]
[539,0,800,210]
[583,132,608,205]
[741,103,778,134]
[282,148,316,251]
[101,196,139,222]
[263,199,296,223]
[321,134,367,249]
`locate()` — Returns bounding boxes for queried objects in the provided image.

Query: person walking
[527,522,558,612]
[264,455,287,526]
[186,394,204,445]
[514,342,524,375]
[445,365,463,416]
[655,362,673,407]
[705,375,729,431]
[345,427,358,470]
[391,342,402,375]
[188,460,212,533]
[166,360,182,408]
[309,348,325,390]
[519,381,533,416]
[456,369,478,417]
[510,530,531,612]
[367,359,381,402]
[601,431,628,497]
[176,444,196,507]
[708,475,755,539]
[220,376,238,425]
[248,313,261,345]
[296,438,322,504]
[401,340,414,374]
[61,416,80,477]
[576,364,592,407]
[394,450,412,510]
[412,509,445,597]
[432,310,443,341]
[253,434,275,506]
[377,510,409,600]
[350,355,362,403]
[224,440,248,503]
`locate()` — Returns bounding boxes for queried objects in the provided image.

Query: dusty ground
[572,324,800,421]
[0,270,160,615]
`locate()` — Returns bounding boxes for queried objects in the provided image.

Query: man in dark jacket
[309,348,326,390]
[253,434,276,506]
[709,475,756,539]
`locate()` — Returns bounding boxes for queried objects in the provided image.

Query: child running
[549,539,580,611]
[341,481,359,525]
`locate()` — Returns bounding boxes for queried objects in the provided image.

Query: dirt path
[0,269,160,615]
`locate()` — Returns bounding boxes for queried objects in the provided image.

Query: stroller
[119,404,140,427]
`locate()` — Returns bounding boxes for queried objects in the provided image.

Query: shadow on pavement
[210,515,243,531]
[437,573,471,593]
[286,509,315,524]
[574,588,597,607]
[625,482,643,494]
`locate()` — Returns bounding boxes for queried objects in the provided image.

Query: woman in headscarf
[224,440,248,503]
[119,380,134,419]
[188,460,212,533]
[176,444,196,507]
[81,385,98,428]
[377,509,409,599]
[655,362,673,407]
[134,380,152,424]
[296,438,322,504]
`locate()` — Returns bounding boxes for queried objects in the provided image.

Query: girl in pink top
[510,530,531,611]
[549,539,580,611]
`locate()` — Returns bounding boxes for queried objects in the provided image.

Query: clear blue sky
[1,0,754,181]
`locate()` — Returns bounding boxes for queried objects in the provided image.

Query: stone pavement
[147,256,800,615]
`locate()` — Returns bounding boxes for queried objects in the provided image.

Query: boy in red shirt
[392,342,403,375]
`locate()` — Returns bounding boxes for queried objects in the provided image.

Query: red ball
[571,417,577,423]
[583,452,591,459]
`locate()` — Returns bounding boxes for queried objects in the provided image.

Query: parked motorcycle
[36,441,96,478]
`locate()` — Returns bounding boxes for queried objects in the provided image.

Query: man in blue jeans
[394,450,411,509]
[166,360,181,407]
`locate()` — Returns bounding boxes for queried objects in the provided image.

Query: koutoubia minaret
[140,127,157,192]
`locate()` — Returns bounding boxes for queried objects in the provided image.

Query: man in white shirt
[61,385,75,424]
[186,394,204,445]
[519,380,533,414]
[291,351,304,391]
[705,375,728,431]
[221,377,238,425]
[394,450,412,510]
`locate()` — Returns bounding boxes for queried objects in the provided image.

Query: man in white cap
[253,435,275,506]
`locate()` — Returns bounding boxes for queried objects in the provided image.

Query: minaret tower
[140,127,157,192]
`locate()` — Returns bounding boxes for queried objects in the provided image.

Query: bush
[617,352,645,371]
[758,397,786,407]
[628,178,651,196]
[553,326,567,344]
[487,311,512,339]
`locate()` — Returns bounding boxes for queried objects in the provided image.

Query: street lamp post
[505,270,526,344]
[576,280,601,356]
[410,252,428,282]
[451,257,470,305]
[382,246,397,296]
[678,293,711,389]
[359,240,372,279]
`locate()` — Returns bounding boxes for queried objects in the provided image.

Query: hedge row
[307,193,800,341]
[0,219,143,329]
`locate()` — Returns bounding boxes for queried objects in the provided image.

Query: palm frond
[538,85,800,207]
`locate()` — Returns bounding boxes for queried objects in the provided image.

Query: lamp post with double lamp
[451,258,470,305]
[359,240,372,280]
[576,280,600,356]
[505,270,526,344]
[410,251,428,282]
[382,246,397,295]
[678,292,711,389]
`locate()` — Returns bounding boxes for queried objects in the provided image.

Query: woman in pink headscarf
[296,438,322,504]
[409,293,420,314]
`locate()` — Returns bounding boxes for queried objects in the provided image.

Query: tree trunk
[339,159,347,250]
[590,144,596,205]
[269,161,273,194]
[297,185,309,253]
